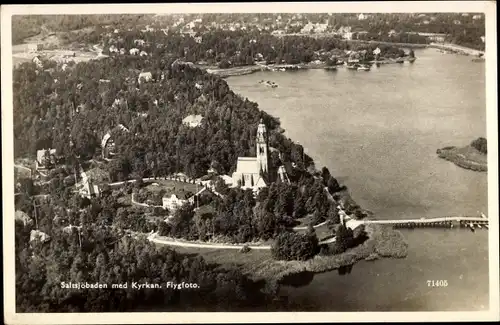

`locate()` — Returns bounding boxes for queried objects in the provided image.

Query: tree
[334,224,354,253]
[271,231,318,261]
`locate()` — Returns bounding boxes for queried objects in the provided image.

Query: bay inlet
[226,48,488,311]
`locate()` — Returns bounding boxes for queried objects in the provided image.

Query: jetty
[360,216,489,230]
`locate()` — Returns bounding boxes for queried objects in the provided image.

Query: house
[138,71,153,84]
[358,13,366,20]
[472,14,482,20]
[182,114,203,128]
[129,48,140,55]
[453,20,462,25]
[162,189,193,212]
[120,48,126,55]
[36,148,57,170]
[194,36,203,44]
[140,51,148,57]
[101,124,130,159]
[134,39,146,46]
[75,170,101,199]
[108,45,119,53]
[231,119,269,192]
[30,230,51,244]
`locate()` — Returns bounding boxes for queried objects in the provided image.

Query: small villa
[162,189,194,212]
[138,72,153,84]
[182,114,203,128]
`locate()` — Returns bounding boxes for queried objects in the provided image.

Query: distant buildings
[418,32,447,43]
[358,13,367,20]
[231,119,269,192]
[129,48,140,55]
[472,14,482,20]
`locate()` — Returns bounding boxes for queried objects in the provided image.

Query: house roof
[236,157,259,174]
[163,188,194,200]
[36,148,56,164]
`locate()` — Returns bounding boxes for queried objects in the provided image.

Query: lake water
[226,48,489,311]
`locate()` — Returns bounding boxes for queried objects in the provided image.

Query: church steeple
[256,118,268,174]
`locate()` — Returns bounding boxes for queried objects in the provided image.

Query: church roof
[236,157,259,174]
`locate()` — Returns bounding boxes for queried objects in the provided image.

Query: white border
[2,2,498,324]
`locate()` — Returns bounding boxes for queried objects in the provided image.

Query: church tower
[256,119,269,174]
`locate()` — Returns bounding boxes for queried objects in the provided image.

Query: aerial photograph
[6,4,494,319]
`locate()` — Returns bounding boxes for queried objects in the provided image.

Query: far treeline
[12,12,485,50]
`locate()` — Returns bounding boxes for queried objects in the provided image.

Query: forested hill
[13,55,310,180]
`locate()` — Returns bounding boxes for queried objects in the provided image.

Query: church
[232,119,269,191]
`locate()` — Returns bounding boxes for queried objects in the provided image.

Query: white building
[129,48,140,55]
[472,14,482,20]
[138,71,153,84]
[358,13,367,20]
[162,191,192,212]
[182,114,203,128]
[30,230,50,244]
[231,119,269,191]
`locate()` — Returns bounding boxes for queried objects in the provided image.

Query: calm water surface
[226,48,489,311]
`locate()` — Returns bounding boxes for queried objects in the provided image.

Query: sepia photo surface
[2,2,499,324]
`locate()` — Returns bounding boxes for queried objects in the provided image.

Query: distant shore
[200,57,417,78]
[436,145,487,172]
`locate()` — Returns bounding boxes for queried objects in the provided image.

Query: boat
[477,224,482,229]
[357,64,370,71]
[279,68,286,72]
[408,57,416,63]
[346,64,358,70]
[395,58,405,64]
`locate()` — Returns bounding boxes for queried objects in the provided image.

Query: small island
[437,137,487,172]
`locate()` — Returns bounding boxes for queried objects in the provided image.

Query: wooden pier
[362,216,489,230]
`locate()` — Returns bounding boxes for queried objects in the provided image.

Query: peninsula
[437,137,487,172]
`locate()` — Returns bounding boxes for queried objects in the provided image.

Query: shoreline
[164,223,408,284]
[200,58,417,78]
